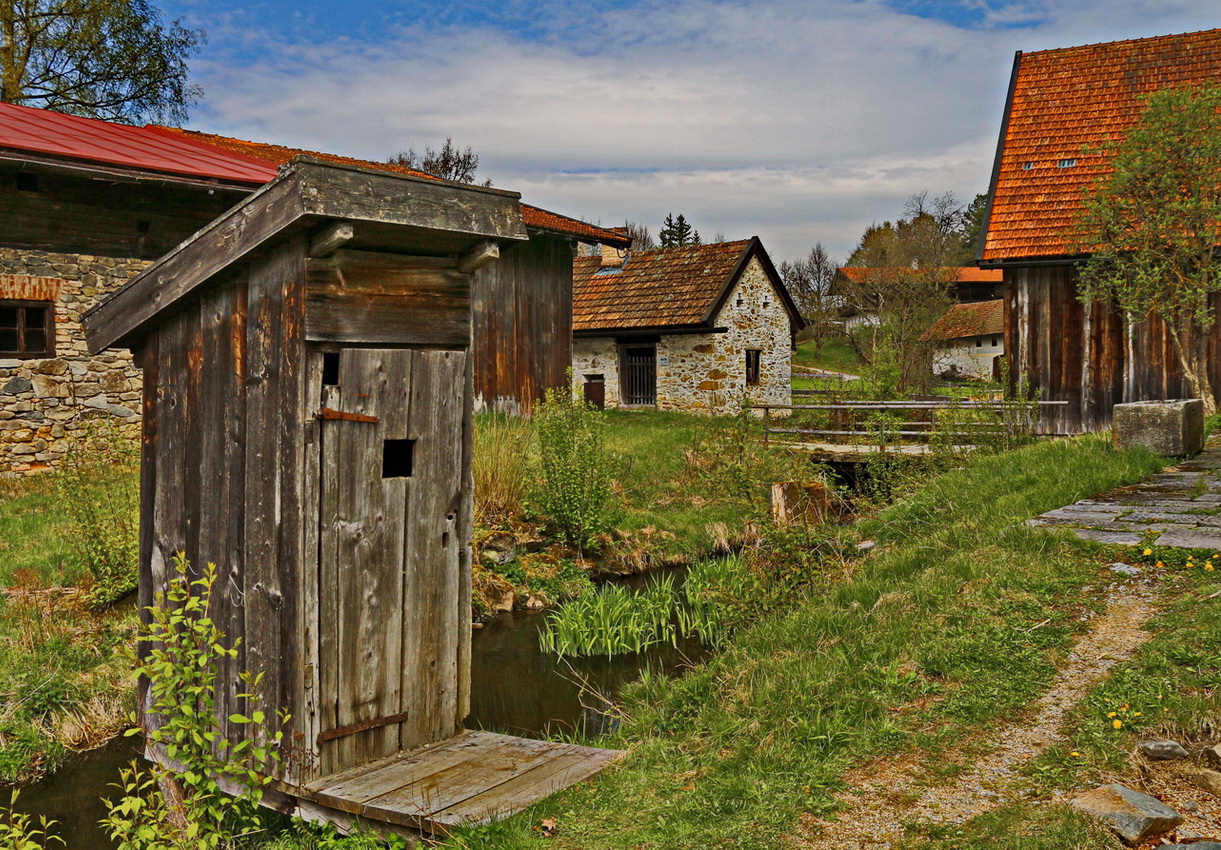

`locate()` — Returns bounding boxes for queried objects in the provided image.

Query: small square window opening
[382,439,415,479]
[321,352,341,386]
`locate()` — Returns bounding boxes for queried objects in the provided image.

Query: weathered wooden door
[621,346,656,405]
[316,347,467,775]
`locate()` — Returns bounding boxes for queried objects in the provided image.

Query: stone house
[571,238,804,414]
[920,299,1005,380]
[0,103,625,473]
[979,27,1221,433]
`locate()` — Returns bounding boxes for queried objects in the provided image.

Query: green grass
[792,337,864,376]
[0,473,138,784]
[441,434,1167,849]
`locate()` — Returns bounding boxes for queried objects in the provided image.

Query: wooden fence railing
[755,399,1070,446]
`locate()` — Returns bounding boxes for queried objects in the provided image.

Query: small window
[15,173,38,191]
[1021,162,1034,170]
[745,349,762,385]
[976,338,983,348]
[1058,158,1077,168]
[382,439,415,478]
[136,220,152,234]
[736,298,744,308]
[991,337,999,347]
[321,352,340,386]
[0,301,54,358]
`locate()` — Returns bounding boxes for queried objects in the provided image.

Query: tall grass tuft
[473,413,531,524]
[540,574,680,657]
[55,416,139,609]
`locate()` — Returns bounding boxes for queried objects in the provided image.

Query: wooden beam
[455,241,498,274]
[310,222,355,258]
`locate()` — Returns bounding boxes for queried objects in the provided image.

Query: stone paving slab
[1028,436,1221,549]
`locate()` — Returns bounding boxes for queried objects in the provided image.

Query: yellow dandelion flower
[1133,712,1141,717]
[1208,565,1216,572]
[1107,712,1117,718]
[1143,548,1153,556]
[1113,719,1123,729]
[1070,751,1081,757]
[1156,561,1164,568]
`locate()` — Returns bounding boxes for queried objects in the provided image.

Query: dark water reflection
[14,569,708,847]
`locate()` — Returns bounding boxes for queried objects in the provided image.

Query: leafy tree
[1077,83,1221,415]
[388,136,488,185]
[0,0,203,125]
[658,213,700,248]
[962,192,989,256]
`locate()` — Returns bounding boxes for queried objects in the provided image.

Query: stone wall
[0,249,148,475]
[572,257,793,415]
[932,334,1003,380]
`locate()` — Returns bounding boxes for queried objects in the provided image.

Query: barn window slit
[382,439,415,478]
[322,352,341,386]
[15,173,38,191]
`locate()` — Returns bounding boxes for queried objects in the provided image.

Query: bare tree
[781,244,840,355]
[623,220,655,251]
[388,136,488,185]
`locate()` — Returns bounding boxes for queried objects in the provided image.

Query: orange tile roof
[836,267,1003,284]
[982,28,1221,262]
[151,127,630,247]
[920,300,1005,341]
[573,239,759,331]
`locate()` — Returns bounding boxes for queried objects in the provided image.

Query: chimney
[600,242,629,268]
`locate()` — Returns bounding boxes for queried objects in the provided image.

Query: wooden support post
[310,222,356,258]
[456,240,499,274]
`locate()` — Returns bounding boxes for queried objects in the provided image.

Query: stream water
[12,571,708,847]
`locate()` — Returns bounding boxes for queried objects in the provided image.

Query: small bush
[529,388,616,550]
[0,790,64,849]
[473,414,531,525]
[55,416,139,608]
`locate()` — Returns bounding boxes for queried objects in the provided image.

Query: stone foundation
[0,249,149,475]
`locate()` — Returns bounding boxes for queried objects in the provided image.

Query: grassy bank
[792,337,863,376]
[443,434,1167,848]
[0,477,136,784]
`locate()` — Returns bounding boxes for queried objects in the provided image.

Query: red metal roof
[982,28,1221,262]
[0,101,276,184]
[155,128,631,246]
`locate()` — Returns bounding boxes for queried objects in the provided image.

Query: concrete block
[1113,399,1205,456]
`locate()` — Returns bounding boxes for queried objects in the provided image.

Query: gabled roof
[920,300,1005,342]
[154,127,630,247]
[0,101,272,184]
[980,28,1221,263]
[572,237,803,333]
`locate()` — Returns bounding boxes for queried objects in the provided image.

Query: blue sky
[160,0,1221,260]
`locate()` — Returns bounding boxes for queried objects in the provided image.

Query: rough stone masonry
[0,248,148,475]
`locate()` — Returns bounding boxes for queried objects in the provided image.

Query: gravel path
[792,584,1158,848]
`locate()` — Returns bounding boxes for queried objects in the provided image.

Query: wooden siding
[1006,265,1221,433]
[139,236,308,783]
[471,233,573,415]
[0,165,244,259]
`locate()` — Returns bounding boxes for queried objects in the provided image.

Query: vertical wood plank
[299,349,324,782]
[136,333,159,723]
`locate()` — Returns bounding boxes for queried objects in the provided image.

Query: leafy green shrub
[529,388,615,550]
[0,790,64,849]
[102,555,285,848]
[55,416,139,608]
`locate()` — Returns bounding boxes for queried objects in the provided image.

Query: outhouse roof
[82,157,528,353]
[980,27,1221,263]
[920,299,1005,342]
[571,237,804,334]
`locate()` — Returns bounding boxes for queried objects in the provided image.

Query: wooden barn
[978,28,1221,433]
[154,127,631,414]
[81,158,620,835]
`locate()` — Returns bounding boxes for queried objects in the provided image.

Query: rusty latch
[316,407,379,423]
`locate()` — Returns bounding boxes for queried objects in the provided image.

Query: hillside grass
[443,434,1169,849]
[792,336,863,376]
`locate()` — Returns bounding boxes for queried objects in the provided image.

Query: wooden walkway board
[303,730,624,831]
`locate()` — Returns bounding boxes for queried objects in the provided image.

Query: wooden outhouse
[82,157,618,834]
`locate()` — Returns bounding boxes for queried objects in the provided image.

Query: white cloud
[184,0,1221,260]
